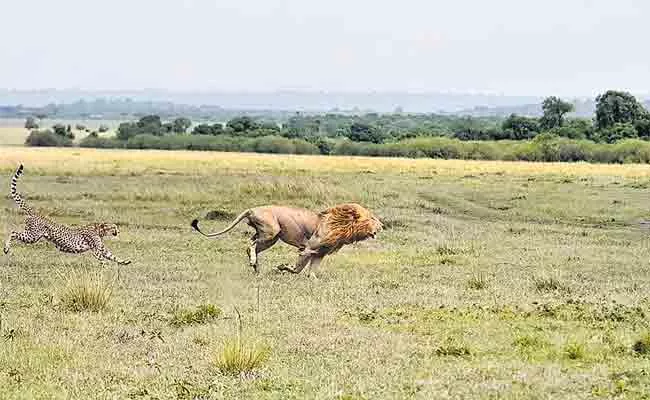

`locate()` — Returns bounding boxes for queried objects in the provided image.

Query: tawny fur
[315,203,383,252]
[191,203,382,276]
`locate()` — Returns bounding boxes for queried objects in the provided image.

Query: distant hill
[0,89,648,118]
[0,89,543,114]
[450,98,650,118]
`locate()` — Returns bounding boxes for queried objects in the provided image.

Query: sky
[1,0,649,97]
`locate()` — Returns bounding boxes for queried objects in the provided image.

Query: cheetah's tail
[10,163,32,214]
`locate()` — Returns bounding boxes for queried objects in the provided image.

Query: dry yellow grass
[2,146,650,178]
[0,127,30,146]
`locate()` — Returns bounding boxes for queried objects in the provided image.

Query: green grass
[170,303,222,327]
[1,148,650,398]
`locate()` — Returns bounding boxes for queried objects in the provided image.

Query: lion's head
[316,203,382,251]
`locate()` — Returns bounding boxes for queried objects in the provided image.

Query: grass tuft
[467,273,489,290]
[533,275,569,293]
[564,342,586,360]
[435,337,472,357]
[213,336,271,376]
[632,332,650,356]
[170,304,222,327]
[61,270,112,312]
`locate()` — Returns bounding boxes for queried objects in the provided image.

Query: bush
[25,130,73,147]
[79,135,124,148]
[632,332,650,355]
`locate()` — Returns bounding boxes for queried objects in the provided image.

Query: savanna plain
[1,147,650,399]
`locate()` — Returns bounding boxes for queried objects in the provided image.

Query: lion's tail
[10,163,32,215]
[191,209,251,238]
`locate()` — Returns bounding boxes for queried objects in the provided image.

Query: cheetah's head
[98,223,119,237]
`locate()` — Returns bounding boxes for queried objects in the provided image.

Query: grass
[60,269,113,312]
[467,272,489,290]
[1,147,650,398]
[213,336,271,377]
[563,341,586,360]
[170,303,222,327]
[533,275,568,293]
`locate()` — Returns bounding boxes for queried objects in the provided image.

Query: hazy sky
[1,0,648,96]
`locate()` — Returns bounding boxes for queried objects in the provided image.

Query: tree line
[23,89,650,164]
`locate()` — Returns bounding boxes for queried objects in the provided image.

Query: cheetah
[3,164,131,265]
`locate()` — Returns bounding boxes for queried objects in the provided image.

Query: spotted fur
[3,164,131,265]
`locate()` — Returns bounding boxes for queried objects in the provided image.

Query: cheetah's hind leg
[4,230,43,255]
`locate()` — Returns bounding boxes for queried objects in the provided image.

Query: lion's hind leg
[248,233,279,273]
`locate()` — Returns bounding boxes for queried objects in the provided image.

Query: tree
[595,90,649,130]
[192,123,214,135]
[24,116,38,130]
[226,116,258,133]
[211,123,224,135]
[75,124,86,131]
[502,114,540,139]
[597,122,638,143]
[347,121,387,143]
[635,118,650,139]
[540,96,574,130]
[451,117,492,140]
[550,118,594,140]
[98,124,109,133]
[137,115,162,128]
[172,117,192,134]
[116,122,138,140]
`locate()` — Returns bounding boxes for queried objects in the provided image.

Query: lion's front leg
[307,256,323,280]
[277,252,312,274]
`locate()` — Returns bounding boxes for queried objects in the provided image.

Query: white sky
[1,0,648,96]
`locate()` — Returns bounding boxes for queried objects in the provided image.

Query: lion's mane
[315,203,382,253]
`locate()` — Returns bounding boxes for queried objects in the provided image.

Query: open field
[1,147,650,399]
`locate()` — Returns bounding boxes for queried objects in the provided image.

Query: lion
[190,203,382,277]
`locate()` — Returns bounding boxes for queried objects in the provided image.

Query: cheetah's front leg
[93,246,131,266]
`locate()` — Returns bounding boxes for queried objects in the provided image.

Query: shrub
[79,135,124,148]
[632,332,650,355]
[25,130,73,147]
